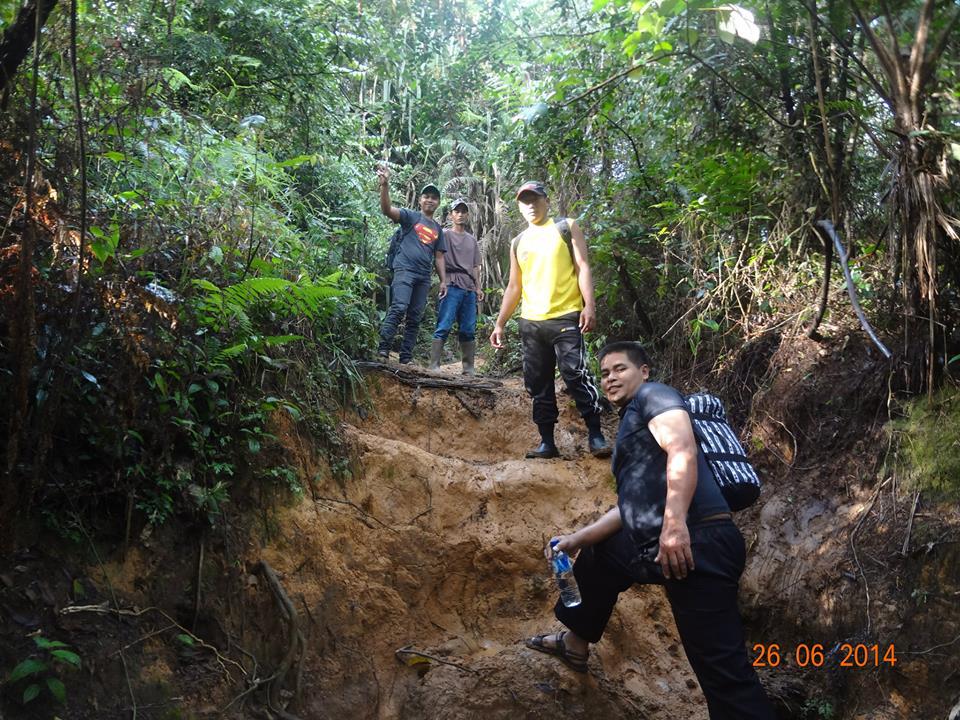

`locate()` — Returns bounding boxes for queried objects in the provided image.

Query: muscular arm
[648,408,699,579]
[568,219,596,333]
[489,241,522,348]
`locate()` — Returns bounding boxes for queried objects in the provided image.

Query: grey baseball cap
[450,198,469,211]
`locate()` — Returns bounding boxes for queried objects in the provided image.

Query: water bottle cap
[550,539,559,548]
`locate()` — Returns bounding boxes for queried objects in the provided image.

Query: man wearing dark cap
[429,198,483,375]
[375,164,447,364]
[489,181,610,458]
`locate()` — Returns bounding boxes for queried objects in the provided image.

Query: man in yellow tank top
[490,181,609,459]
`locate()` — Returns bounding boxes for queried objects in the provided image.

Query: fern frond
[222,277,292,309]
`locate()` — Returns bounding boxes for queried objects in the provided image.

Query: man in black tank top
[525,341,774,719]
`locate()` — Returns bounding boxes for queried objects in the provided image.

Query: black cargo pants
[519,312,604,427]
[555,520,776,720]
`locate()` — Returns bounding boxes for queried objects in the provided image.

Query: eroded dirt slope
[264,364,711,719]
[255,334,959,720]
[6,331,956,720]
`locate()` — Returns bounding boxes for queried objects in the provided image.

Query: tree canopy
[1,0,958,536]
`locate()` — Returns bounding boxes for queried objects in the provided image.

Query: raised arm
[376,164,401,223]
[648,408,699,579]
[568,219,596,334]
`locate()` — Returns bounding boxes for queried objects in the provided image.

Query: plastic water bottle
[549,540,582,607]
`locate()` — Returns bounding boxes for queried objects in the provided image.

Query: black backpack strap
[555,217,575,263]
[386,226,404,270]
[512,220,575,263]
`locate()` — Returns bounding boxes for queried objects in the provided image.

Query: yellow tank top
[514,218,583,321]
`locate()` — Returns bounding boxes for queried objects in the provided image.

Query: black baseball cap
[515,181,548,200]
[450,198,469,211]
[420,183,441,196]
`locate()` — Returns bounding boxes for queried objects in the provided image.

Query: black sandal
[524,631,589,673]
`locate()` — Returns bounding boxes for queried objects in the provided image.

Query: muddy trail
[2,331,958,719]
[227,332,957,719]
[269,361,716,720]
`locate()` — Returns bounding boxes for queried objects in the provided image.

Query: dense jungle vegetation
[1,0,960,717]
[1,0,959,646]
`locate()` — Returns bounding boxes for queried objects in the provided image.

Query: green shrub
[893,386,960,497]
[6,636,81,706]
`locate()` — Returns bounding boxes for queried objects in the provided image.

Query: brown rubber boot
[460,340,476,376]
[428,338,444,371]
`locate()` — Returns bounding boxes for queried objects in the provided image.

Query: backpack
[684,392,761,511]
[510,217,574,260]
[384,226,403,273]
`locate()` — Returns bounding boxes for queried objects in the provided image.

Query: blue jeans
[433,285,477,342]
[378,270,431,362]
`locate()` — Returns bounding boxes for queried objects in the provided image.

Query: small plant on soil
[802,697,835,719]
[6,635,81,706]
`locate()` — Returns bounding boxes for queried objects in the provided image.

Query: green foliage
[193,275,344,333]
[89,223,121,264]
[802,697,835,719]
[688,316,721,358]
[892,387,960,498]
[4,0,958,545]
[0,0,398,537]
[6,636,81,706]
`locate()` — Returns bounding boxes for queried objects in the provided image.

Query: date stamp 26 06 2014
[752,643,897,669]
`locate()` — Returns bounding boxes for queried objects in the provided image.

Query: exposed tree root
[901,490,921,556]
[59,603,245,681]
[850,477,891,636]
[258,560,308,720]
[356,360,502,392]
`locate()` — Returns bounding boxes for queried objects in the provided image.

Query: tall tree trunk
[851,0,960,394]
[0,0,59,98]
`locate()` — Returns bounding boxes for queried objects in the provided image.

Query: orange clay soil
[53,332,957,720]
[254,338,958,719]
[264,364,711,719]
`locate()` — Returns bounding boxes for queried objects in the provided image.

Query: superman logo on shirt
[414,223,438,245]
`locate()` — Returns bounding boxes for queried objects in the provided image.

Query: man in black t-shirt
[376,164,448,364]
[525,341,774,719]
